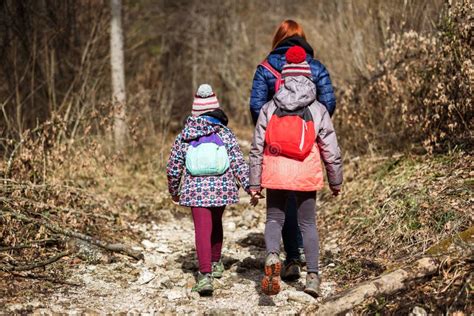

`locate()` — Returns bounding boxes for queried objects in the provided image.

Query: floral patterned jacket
[166,116,250,207]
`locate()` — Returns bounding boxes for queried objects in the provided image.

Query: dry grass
[318,150,473,312]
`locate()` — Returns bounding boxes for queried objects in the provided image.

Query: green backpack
[185,133,230,176]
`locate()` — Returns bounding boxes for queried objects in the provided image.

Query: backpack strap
[260,59,283,92]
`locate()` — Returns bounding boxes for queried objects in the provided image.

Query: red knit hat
[285,46,306,64]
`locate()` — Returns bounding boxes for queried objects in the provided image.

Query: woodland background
[0,0,472,314]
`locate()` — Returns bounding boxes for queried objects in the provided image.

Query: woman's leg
[281,193,303,261]
[191,207,213,274]
[265,189,288,254]
[210,206,225,263]
[295,191,319,273]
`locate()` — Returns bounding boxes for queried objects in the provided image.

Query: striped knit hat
[282,46,312,79]
[192,84,220,116]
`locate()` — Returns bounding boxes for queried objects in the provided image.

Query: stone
[286,290,315,304]
[226,222,236,232]
[409,306,428,316]
[165,288,185,300]
[136,268,155,285]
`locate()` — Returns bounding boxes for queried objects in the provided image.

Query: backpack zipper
[299,120,307,151]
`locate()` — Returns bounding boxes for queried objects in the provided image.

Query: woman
[249,20,337,282]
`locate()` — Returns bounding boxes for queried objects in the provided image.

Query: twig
[0,238,60,252]
[1,210,143,260]
[0,250,72,272]
[9,271,81,287]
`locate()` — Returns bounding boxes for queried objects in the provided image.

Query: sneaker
[261,253,282,295]
[298,247,307,267]
[192,272,213,296]
[304,272,321,298]
[212,260,225,279]
[281,259,301,281]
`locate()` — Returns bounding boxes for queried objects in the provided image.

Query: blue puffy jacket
[249,38,336,124]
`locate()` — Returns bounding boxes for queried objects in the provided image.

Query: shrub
[336,1,473,154]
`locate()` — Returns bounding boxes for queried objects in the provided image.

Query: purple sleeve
[166,134,186,196]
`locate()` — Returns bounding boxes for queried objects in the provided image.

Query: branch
[1,210,143,261]
[0,250,72,272]
[311,257,446,315]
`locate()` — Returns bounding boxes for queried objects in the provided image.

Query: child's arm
[316,109,343,192]
[166,134,186,198]
[249,103,272,192]
[227,132,250,193]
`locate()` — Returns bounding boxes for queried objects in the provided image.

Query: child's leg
[295,191,319,273]
[191,207,213,273]
[210,206,225,262]
[265,189,288,254]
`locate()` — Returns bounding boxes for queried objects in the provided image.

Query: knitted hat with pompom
[192,84,220,116]
[282,46,312,79]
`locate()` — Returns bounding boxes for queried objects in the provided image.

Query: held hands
[250,190,264,207]
[330,186,341,197]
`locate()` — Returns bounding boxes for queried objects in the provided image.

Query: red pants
[191,206,225,273]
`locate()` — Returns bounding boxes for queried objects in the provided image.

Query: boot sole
[198,286,214,296]
[303,287,320,298]
[261,262,282,295]
[281,269,301,282]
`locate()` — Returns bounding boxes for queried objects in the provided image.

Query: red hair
[272,20,306,50]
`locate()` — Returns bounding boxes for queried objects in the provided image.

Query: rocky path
[6,200,336,314]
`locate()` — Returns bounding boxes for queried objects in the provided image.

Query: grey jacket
[249,76,343,191]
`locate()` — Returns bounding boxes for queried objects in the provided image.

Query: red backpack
[260,59,316,161]
[265,107,316,161]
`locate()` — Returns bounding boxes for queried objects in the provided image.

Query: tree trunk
[312,257,442,315]
[110,0,127,149]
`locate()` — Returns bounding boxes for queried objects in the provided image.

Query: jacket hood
[267,36,315,71]
[182,116,221,141]
[199,108,229,126]
[274,76,316,111]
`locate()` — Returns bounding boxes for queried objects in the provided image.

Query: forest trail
[5,196,336,314]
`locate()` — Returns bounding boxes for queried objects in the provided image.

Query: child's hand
[330,187,340,197]
[171,195,180,205]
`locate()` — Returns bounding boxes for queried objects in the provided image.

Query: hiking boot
[211,260,225,279]
[192,272,213,296]
[281,259,301,281]
[261,253,282,295]
[298,247,307,267]
[304,272,321,298]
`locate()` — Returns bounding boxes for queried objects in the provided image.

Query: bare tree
[110,0,128,149]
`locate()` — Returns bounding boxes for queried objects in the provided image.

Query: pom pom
[285,46,306,64]
[196,84,214,98]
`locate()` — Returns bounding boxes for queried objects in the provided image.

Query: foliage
[336,1,473,153]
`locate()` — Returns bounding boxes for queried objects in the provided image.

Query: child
[249,46,343,297]
[167,84,250,296]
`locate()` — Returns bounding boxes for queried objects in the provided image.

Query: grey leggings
[265,189,320,273]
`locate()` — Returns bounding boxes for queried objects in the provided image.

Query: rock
[136,268,155,285]
[165,288,185,300]
[69,238,110,264]
[144,253,166,267]
[287,290,315,304]
[409,306,428,316]
[226,222,236,232]
[141,239,158,250]
[158,276,173,289]
[156,244,172,254]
